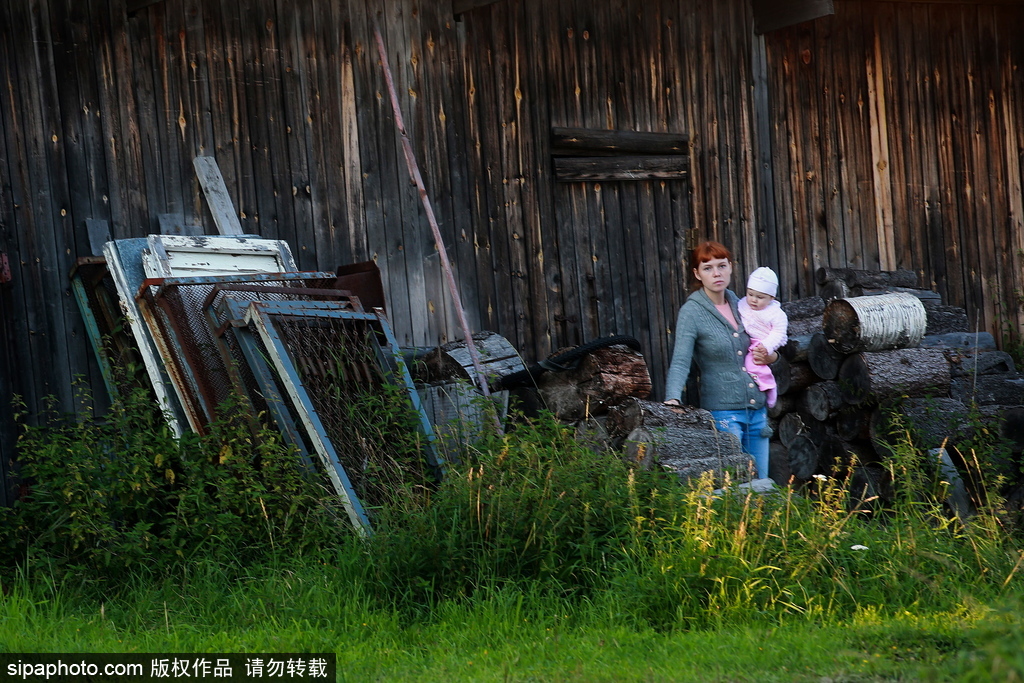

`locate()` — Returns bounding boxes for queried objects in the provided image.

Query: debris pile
[76,234,447,536]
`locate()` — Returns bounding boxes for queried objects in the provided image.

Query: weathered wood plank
[843,3,877,267]
[127,0,165,13]
[553,155,689,181]
[751,33,780,274]
[193,156,244,235]
[550,127,690,155]
[974,6,1003,340]
[202,0,257,236]
[889,2,922,279]
[999,6,1024,344]
[505,2,551,358]
[424,0,485,343]
[458,7,501,335]
[931,4,969,319]
[547,4,584,349]
[352,7,415,345]
[277,7,316,270]
[452,0,502,16]
[866,10,896,270]
[391,0,447,345]
[487,2,529,351]
[155,1,190,224]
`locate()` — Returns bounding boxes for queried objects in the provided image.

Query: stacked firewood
[769,268,1024,491]
[475,340,753,484]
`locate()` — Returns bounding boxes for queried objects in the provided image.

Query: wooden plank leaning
[193,156,245,236]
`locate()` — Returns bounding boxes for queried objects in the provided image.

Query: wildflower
[851,544,868,551]
[812,474,827,481]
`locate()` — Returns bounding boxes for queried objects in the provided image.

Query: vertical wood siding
[3,0,1022,476]
[458,0,761,395]
[765,1,1024,341]
[0,0,477,429]
[0,0,764,430]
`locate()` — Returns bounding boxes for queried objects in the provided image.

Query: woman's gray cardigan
[664,288,767,412]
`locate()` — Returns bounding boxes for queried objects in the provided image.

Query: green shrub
[0,389,350,584]
[4,393,1021,634]
[366,413,674,603]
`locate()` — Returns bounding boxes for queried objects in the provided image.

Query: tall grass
[2,396,1023,678]
[364,406,1022,632]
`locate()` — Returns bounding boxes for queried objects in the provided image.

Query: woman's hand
[751,344,778,366]
[663,398,681,407]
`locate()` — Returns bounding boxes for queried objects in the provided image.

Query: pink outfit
[737,298,789,407]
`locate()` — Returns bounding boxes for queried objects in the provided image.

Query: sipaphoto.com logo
[6,659,142,680]
[0,654,336,682]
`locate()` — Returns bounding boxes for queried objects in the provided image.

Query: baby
[737,267,789,408]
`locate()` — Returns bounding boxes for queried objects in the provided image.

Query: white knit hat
[747,267,779,297]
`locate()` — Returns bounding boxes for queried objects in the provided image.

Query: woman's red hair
[690,240,731,270]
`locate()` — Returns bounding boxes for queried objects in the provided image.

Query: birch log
[823,293,927,354]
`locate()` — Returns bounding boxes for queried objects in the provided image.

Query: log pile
[768,271,1024,485]
[606,398,750,482]
[430,272,1024,493]
[533,344,652,420]
[493,341,753,482]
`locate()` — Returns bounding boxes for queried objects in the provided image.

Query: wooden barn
[2,0,1023,503]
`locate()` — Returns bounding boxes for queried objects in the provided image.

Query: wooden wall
[2,0,1023,503]
[0,0,767,445]
[0,0,471,423]
[764,0,1024,342]
[456,0,763,394]
[0,0,475,503]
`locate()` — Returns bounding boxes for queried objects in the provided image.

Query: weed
[0,388,349,587]
[3,393,1021,641]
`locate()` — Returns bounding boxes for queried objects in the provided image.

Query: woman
[663,241,777,480]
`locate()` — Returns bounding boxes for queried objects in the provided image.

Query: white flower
[812,474,827,481]
[850,544,868,551]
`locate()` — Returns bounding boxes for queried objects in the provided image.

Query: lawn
[2,561,1022,682]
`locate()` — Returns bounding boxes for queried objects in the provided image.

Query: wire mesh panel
[136,272,343,434]
[224,300,442,536]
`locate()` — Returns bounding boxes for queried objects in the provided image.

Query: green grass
[2,399,1024,680]
[2,560,1023,681]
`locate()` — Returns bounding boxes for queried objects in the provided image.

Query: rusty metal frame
[104,238,188,436]
[135,271,339,434]
[238,327,317,474]
[216,298,444,537]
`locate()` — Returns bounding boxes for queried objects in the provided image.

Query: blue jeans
[710,407,770,479]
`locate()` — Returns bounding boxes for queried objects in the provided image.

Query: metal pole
[373,24,494,400]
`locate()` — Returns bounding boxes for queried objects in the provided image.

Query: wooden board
[141,234,297,278]
[193,156,244,235]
